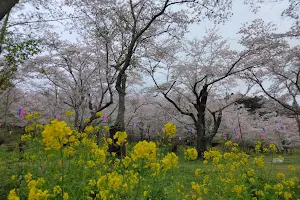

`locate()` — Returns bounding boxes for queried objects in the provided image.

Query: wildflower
[184,148,198,161]
[63,192,69,200]
[33,112,40,119]
[161,152,178,171]
[247,168,255,176]
[42,120,73,150]
[263,147,269,153]
[164,122,176,137]
[249,178,255,183]
[89,180,96,187]
[68,135,76,143]
[103,126,110,132]
[65,110,73,117]
[25,173,32,183]
[255,190,264,197]
[84,126,94,133]
[114,131,127,145]
[25,113,33,121]
[21,134,32,142]
[106,138,113,144]
[225,141,232,147]
[123,156,131,168]
[10,175,16,182]
[273,183,284,195]
[284,192,292,200]
[232,185,246,195]
[288,165,296,172]
[53,185,62,195]
[96,111,103,118]
[84,118,90,123]
[195,168,202,177]
[8,189,19,200]
[132,141,156,162]
[253,156,265,168]
[255,141,261,153]
[269,144,277,152]
[264,184,272,191]
[277,173,286,181]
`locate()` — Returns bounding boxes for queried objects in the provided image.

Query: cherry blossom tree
[64,0,235,137]
[148,29,270,158]
[238,18,300,136]
[27,41,116,130]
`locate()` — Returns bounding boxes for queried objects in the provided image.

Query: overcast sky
[58,0,295,49]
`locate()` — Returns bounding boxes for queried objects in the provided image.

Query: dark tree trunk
[114,73,127,132]
[195,86,208,159]
[296,115,300,137]
[0,0,18,21]
[206,110,222,147]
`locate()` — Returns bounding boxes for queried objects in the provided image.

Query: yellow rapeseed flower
[114,131,127,145]
[65,110,73,117]
[42,120,73,150]
[161,152,178,171]
[184,148,198,161]
[63,192,69,200]
[132,141,157,162]
[53,185,62,195]
[21,134,32,142]
[96,111,103,117]
[288,165,296,172]
[284,192,292,200]
[269,144,277,152]
[164,122,176,137]
[84,126,94,133]
[25,113,33,121]
[8,189,20,200]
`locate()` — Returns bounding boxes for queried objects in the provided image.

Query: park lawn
[175,150,300,192]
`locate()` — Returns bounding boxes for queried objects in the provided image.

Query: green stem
[134,159,143,200]
[268,152,274,178]
[60,148,64,199]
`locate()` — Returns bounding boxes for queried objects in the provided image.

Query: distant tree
[149,30,268,158]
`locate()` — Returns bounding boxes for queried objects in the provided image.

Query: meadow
[0,114,299,200]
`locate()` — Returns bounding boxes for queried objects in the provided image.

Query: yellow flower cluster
[253,156,265,168]
[8,189,20,200]
[131,141,157,162]
[161,152,178,171]
[96,111,102,117]
[26,175,50,200]
[255,141,262,153]
[21,134,32,142]
[164,122,176,137]
[113,131,127,145]
[42,120,73,150]
[65,110,73,117]
[184,148,198,161]
[84,125,94,133]
[269,144,277,152]
[103,126,109,132]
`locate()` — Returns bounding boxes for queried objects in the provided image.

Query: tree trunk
[195,86,208,159]
[114,73,127,132]
[0,0,19,21]
[74,109,79,129]
[196,124,206,159]
[296,115,300,137]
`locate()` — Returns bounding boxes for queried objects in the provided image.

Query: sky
[187,0,295,50]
